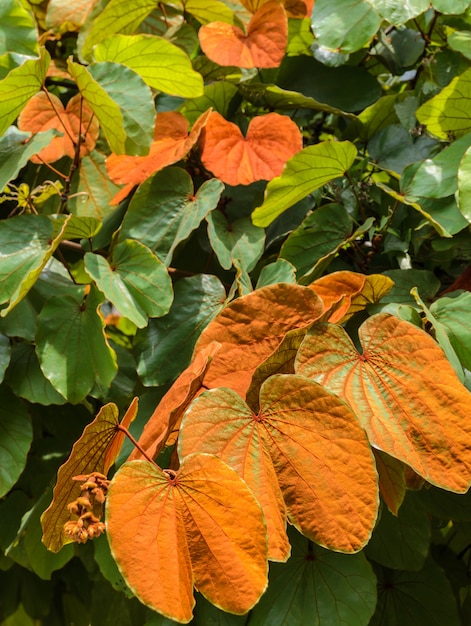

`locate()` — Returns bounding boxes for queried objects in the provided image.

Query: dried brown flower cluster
[63,472,110,544]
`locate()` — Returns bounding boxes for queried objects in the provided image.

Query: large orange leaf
[199,1,287,69]
[128,341,221,462]
[18,91,99,163]
[199,111,302,186]
[241,0,314,18]
[179,374,379,560]
[106,110,210,205]
[296,314,471,492]
[41,398,138,552]
[194,283,324,398]
[309,271,394,323]
[106,454,268,623]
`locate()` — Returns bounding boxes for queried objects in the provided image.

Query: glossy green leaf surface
[430,291,471,370]
[0,386,32,498]
[0,0,38,56]
[372,0,429,24]
[207,213,265,272]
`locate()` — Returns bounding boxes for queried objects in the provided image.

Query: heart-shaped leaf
[179,374,379,560]
[199,111,302,186]
[296,313,471,492]
[106,454,268,623]
[194,283,324,398]
[41,398,138,552]
[199,1,287,69]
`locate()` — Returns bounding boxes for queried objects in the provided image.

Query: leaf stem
[117,425,161,469]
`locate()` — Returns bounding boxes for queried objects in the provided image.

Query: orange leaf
[373,449,406,516]
[296,314,471,492]
[179,374,379,560]
[18,91,99,163]
[128,342,221,462]
[199,111,302,186]
[241,0,314,18]
[106,454,268,623]
[309,271,394,323]
[199,1,287,69]
[41,398,138,552]
[106,110,210,205]
[194,283,324,398]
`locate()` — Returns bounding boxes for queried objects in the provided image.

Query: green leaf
[94,534,133,598]
[0,214,70,317]
[368,124,438,174]
[416,67,471,139]
[193,595,245,625]
[401,132,471,199]
[448,30,471,60]
[0,48,49,138]
[0,0,38,56]
[207,213,265,273]
[67,58,127,155]
[69,150,123,220]
[365,492,431,571]
[134,274,225,386]
[5,343,66,405]
[84,240,173,328]
[181,0,237,25]
[458,144,471,221]
[179,81,237,125]
[93,34,203,98]
[0,386,32,498]
[372,0,429,24]
[0,127,60,190]
[120,167,224,265]
[256,259,296,288]
[78,0,157,62]
[252,141,357,227]
[249,526,377,626]
[0,296,36,341]
[430,291,471,371]
[35,285,118,403]
[369,557,461,626]
[372,269,440,308]
[311,0,381,53]
[0,333,10,383]
[432,0,471,13]
[88,62,154,156]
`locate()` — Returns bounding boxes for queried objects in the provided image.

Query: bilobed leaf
[46,0,96,33]
[194,283,324,397]
[256,259,296,288]
[311,0,381,53]
[0,48,50,138]
[129,341,221,462]
[41,398,138,552]
[199,111,302,186]
[207,213,265,272]
[252,141,357,227]
[107,111,211,204]
[248,526,377,626]
[179,374,379,560]
[199,1,287,69]
[296,313,471,492]
[17,91,99,162]
[0,0,38,56]
[35,285,118,403]
[106,454,268,623]
[134,275,226,387]
[84,240,173,328]
[0,386,32,498]
[93,34,203,98]
[373,449,406,516]
[416,67,471,139]
[49,214,102,240]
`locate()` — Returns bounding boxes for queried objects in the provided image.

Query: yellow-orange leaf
[18,91,99,163]
[296,314,471,493]
[179,374,379,560]
[106,110,210,205]
[199,111,302,186]
[41,398,138,552]
[199,1,287,69]
[194,283,324,398]
[106,454,268,623]
[309,271,394,323]
[241,0,314,18]
[373,449,406,516]
[128,342,221,462]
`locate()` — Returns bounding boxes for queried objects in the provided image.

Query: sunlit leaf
[129,341,221,462]
[17,91,99,162]
[46,0,97,34]
[373,449,406,516]
[0,386,32,498]
[199,111,302,186]
[432,0,470,13]
[0,0,38,56]
[296,314,471,492]
[179,374,379,560]
[106,454,268,623]
[458,144,471,222]
[252,141,357,227]
[194,283,324,397]
[372,0,429,24]
[181,0,237,25]
[242,0,314,18]
[199,1,287,69]
[0,48,50,138]
[107,110,211,204]
[41,398,138,552]
[93,34,203,98]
